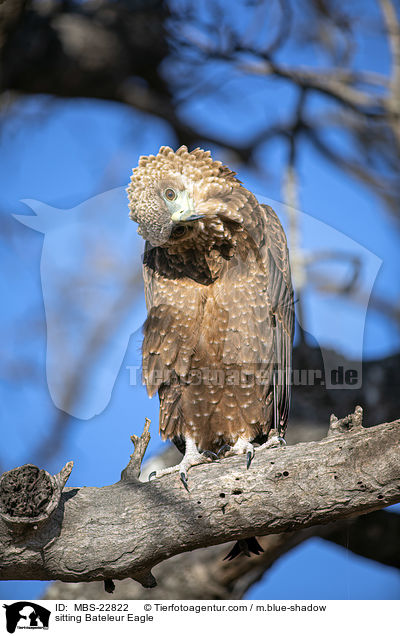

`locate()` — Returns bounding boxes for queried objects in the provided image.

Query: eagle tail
[223,537,264,561]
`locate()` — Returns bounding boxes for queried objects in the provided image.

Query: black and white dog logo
[3,602,50,633]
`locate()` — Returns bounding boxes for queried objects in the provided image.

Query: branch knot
[328,406,363,436]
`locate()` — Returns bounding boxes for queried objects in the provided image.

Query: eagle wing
[141,199,294,445]
[259,203,294,435]
[204,197,294,441]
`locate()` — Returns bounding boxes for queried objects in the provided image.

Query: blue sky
[0,0,399,601]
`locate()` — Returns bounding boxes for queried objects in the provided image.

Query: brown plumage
[127,145,294,487]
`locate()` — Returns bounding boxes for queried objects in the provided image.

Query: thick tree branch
[43,510,400,600]
[43,530,313,600]
[0,412,399,587]
[52,431,400,599]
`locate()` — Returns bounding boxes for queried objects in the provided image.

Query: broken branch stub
[0,461,73,531]
[121,418,151,481]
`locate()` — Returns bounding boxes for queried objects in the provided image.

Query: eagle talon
[217,445,231,457]
[246,451,254,469]
[224,438,255,464]
[180,471,190,492]
[202,450,219,461]
[147,438,214,490]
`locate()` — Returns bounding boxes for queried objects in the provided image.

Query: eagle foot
[148,443,218,491]
[259,435,286,450]
[222,438,255,469]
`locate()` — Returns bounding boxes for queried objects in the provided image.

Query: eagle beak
[170,191,204,223]
[171,211,204,222]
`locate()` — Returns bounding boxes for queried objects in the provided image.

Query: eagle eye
[165,188,177,201]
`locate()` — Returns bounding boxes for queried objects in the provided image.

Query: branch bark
[43,510,400,600]
[0,412,399,588]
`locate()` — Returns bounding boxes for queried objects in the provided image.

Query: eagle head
[126,145,246,247]
[127,175,202,247]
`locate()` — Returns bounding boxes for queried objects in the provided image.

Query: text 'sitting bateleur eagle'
[127,146,294,495]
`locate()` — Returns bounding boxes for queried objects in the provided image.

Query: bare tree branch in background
[1,1,399,216]
[379,0,400,145]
